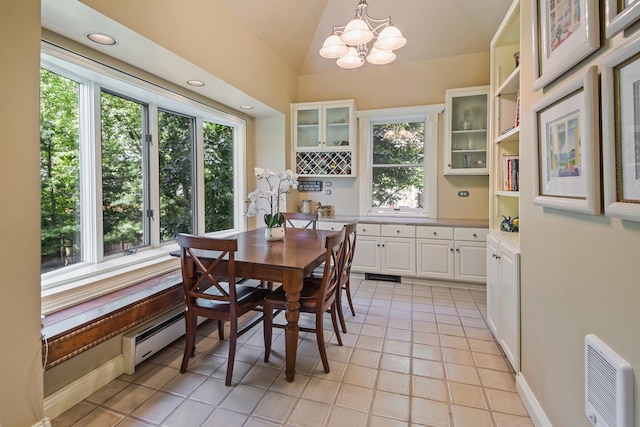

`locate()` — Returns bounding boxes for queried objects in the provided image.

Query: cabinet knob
[362,228,366,232]
[450,248,454,252]
[473,233,477,238]
[433,232,437,236]
[447,163,451,168]
[456,248,460,252]
[396,230,400,234]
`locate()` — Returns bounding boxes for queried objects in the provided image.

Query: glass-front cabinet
[443,86,489,175]
[292,100,357,176]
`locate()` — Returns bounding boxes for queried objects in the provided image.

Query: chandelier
[319,0,406,69]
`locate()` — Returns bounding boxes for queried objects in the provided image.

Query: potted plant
[246,167,298,240]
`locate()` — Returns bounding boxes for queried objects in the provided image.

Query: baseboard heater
[365,273,401,282]
[123,306,205,374]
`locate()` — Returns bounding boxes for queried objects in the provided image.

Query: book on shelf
[514,90,521,128]
[502,154,519,191]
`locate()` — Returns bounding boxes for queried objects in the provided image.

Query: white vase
[265,226,285,241]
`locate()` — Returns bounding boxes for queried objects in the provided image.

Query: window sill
[41,244,180,315]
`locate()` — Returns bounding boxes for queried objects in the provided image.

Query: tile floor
[51,278,533,427]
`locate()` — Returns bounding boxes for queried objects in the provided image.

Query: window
[358,105,443,218]
[40,43,247,310]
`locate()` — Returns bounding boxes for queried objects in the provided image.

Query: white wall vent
[585,334,634,427]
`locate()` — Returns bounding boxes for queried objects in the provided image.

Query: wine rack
[295,151,353,176]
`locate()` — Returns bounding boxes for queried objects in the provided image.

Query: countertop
[317,215,489,228]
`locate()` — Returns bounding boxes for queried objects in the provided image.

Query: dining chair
[263,228,346,373]
[307,222,357,333]
[177,233,269,386]
[282,212,318,229]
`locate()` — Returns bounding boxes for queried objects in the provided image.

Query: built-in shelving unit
[489,0,521,244]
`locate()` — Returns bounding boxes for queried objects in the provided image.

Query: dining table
[180,227,337,382]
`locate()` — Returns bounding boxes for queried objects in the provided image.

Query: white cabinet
[486,234,520,371]
[444,86,489,175]
[318,221,347,231]
[416,227,487,283]
[292,100,357,177]
[352,224,415,276]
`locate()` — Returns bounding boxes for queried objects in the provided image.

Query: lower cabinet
[352,224,416,276]
[486,234,520,371]
[416,226,487,283]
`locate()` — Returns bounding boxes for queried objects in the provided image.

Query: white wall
[0,1,45,426]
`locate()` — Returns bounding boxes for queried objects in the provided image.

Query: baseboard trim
[43,355,124,421]
[516,373,553,427]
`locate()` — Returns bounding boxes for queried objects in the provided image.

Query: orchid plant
[246,167,298,228]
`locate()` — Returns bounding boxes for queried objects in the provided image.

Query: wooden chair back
[282,212,318,229]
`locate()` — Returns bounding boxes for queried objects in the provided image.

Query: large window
[40,44,246,307]
[358,105,442,218]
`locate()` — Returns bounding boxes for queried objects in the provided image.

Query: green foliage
[371,122,425,208]
[203,121,234,232]
[40,68,81,270]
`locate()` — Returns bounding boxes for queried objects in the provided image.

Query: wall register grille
[585,334,634,427]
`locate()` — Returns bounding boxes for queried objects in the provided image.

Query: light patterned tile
[336,383,374,412]
[253,391,297,423]
[189,377,232,405]
[327,407,369,427]
[413,359,445,379]
[451,405,493,427]
[102,383,155,414]
[382,339,412,356]
[201,408,248,426]
[380,354,411,374]
[485,389,529,416]
[219,385,266,414]
[442,348,475,366]
[412,376,448,402]
[474,352,511,372]
[161,399,213,427]
[376,370,410,395]
[413,343,442,361]
[130,391,183,424]
[494,412,536,427]
[343,364,378,388]
[50,401,97,427]
[289,399,332,427]
[410,397,450,426]
[371,391,410,421]
[445,363,481,386]
[302,376,341,404]
[349,348,381,368]
[478,368,517,391]
[69,407,123,427]
[448,382,487,409]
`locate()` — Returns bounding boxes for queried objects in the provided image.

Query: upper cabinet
[489,0,520,246]
[443,86,489,175]
[293,100,357,177]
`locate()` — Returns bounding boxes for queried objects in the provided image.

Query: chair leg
[263,302,273,363]
[180,312,197,373]
[330,303,343,347]
[225,319,238,387]
[315,311,330,373]
[336,289,347,334]
[345,280,355,316]
[218,320,224,340]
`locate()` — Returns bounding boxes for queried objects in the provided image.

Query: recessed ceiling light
[86,32,118,45]
[239,105,254,110]
[187,80,205,87]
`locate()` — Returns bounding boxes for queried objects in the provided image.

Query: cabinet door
[499,244,520,371]
[444,87,489,175]
[323,104,352,149]
[352,236,380,273]
[294,106,321,149]
[485,236,501,336]
[416,239,454,280]
[381,238,415,276]
[454,241,487,283]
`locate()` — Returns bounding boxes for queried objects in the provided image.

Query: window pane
[158,110,194,241]
[373,122,424,165]
[40,69,81,273]
[101,92,146,256]
[372,166,424,208]
[203,121,234,232]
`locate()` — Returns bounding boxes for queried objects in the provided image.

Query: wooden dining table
[191,227,336,382]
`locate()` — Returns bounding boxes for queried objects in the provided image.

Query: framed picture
[601,34,640,221]
[606,0,640,38]
[532,66,601,214]
[532,0,600,91]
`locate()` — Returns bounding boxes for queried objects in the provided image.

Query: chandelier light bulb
[340,18,374,45]
[336,47,365,69]
[374,25,407,51]
[366,47,396,65]
[319,34,349,59]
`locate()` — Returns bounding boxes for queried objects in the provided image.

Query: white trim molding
[516,373,553,427]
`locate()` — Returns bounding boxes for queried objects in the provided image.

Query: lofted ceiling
[41,0,513,117]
